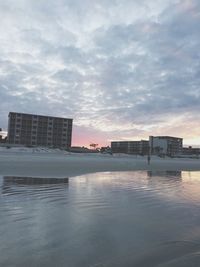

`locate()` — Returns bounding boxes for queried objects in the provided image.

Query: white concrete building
[149,136,183,156]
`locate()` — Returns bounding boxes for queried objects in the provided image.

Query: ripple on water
[0,171,200,267]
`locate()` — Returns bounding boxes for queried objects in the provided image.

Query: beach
[0,147,200,178]
[1,147,200,266]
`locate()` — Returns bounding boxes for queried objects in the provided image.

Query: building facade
[182,146,200,156]
[149,136,183,156]
[7,112,73,148]
[111,140,149,155]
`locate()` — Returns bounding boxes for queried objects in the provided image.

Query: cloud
[0,0,200,145]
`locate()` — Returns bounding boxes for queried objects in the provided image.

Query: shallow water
[0,171,200,267]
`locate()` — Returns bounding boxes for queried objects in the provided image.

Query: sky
[0,0,200,147]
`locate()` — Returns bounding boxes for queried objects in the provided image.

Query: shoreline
[0,151,200,178]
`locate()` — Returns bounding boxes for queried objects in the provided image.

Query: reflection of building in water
[0,176,69,201]
[3,176,69,185]
[147,171,182,179]
[149,136,183,156]
[2,176,69,196]
[147,171,182,188]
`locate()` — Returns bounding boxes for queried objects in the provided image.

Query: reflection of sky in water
[73,171,200,204]
[0,171,200,267]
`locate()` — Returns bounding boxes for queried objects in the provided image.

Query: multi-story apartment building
[7,112,73,148]
[111,140,149,155]
[149,136,183,156]
[182,146,200,156]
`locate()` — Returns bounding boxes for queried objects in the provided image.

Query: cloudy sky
[0,0,200,146]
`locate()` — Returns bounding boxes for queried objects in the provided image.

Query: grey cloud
[0,0,200,143]
[91,1,200,120]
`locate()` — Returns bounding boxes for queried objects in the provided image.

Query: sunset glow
[0,0,200,146]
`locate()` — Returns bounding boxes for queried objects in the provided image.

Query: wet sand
[0,151,200,178]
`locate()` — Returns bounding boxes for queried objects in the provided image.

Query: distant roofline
[150,136,183,140]
[111,140,149,143]
[8,112,73,121]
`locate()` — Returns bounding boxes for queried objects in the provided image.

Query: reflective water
[0,171,200,267]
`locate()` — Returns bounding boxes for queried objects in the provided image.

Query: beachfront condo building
[111,140,149,155]
[149,136,183,156]
[7,112,73,148]
[182,146,200,156]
